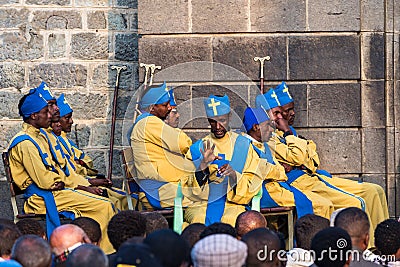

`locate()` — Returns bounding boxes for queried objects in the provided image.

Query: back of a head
[16,219,46,239]
[191,234,247,267]
[144,229,190,267]
[143,212,169,235]
[235,210,268,239]
[295,214,330,250]
[49,224,87,256]
[66,244,108,267]
[0,224,21,258]
[242,228,281,267]
[71,217,101,244]
[107,210,146,250]
[113,243,162,267]
[374,219,400,256]
[181,223,206,248]
[11,235,52,267]
[334,207,369,247]
[199,222,237,239]
[311,227,352,267]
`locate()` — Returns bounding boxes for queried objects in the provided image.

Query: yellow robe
[8,123,117,254]
[130,115,207,210]
[185,131,270,226]
[42,128,127,211]
[59,132,97,177]
[269,129,389,246]
[244,134,334,219]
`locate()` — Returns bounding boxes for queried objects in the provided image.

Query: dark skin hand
[218,163,237,179]
[76,185,104,196]
[199,139,221,171]
[88,178,112,188]
[280,162,293,173]
[274,117,291,133]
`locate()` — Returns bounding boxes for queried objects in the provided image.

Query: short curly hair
[71,217,101,244]
[374,219,400,256]
[107,211,146,250]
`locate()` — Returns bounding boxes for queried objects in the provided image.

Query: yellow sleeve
[9,141,61,190]
[268,133,309,167]
[227,146,269,205]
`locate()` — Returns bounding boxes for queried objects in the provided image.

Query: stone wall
[138,0,399,218]
[0,0,399,218]
[0,0,138,217]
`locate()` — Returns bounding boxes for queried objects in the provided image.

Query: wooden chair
[120,147,183,234]
[251,187,295,250]
[2,151,46,222]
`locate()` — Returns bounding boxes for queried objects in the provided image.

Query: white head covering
[191,234,247,267]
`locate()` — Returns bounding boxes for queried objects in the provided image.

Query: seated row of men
[7,80,389,254]
[130,81,389,247]
[8,82,128,254]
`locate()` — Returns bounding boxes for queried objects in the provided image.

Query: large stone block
[0,181,13,220]
[107,11,127,30]
[250,0,306,32]
[88,11,106,29]
[32,11,81,30]
[289,35,360,80]
[361,0,384,31]
[69,123,90,149]
[361,33,385,80]
[286,83,307,128]
[192,0,248,33]
[308,0,360,31]
[62,93,108,120]
[362,128,386,173]
[90,120,124,147]
[301,129,362,173]
[308,83,361,127]
[129,12,137,31]
[138,0,187,34]
[116,0,136,9]
[0,9,29,28]
[26,0,70,5]
[29,64,87,88]
[48,33,66,59]
[139,37,212,79]
[0,0,18,4]
[152,61,213,83]
[115,33,138,61]
[71,33,108,60]
[75,0,108,7]
[0,64,25,89]
[361,81,385,127]
[213,37,286,81]
[85,150,107,174]
[92,63,138,91]
[0,32,43,61]
[386,174,397,216]
[0,122,22,150]
[0,92,24,120]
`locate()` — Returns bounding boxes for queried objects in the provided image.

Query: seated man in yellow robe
[33,83,127,211]
[255,88,364,216]
[130,82,216,211]
[242,107,334,218]
[8,88,117,254]
[271,81,389,246]
[185,95,274,226]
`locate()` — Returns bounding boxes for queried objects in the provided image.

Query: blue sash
[8,135,73,237]
[252,143,313,218]
[137,179,168,209]
[289,126,297,136]
[134,112,153,125]
[39,129,72,176]
[316,169,333,178]
[190,135,250,225]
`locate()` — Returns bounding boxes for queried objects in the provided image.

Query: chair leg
[124,179,134,210]
[287,209,294,250]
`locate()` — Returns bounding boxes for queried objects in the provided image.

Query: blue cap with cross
[56,94,73,117]
[274,81,293,106]
[255,88,281,111]
[34,81,55,101]
[203,95,231,118]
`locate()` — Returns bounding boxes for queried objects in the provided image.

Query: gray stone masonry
[0,0,399,219]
